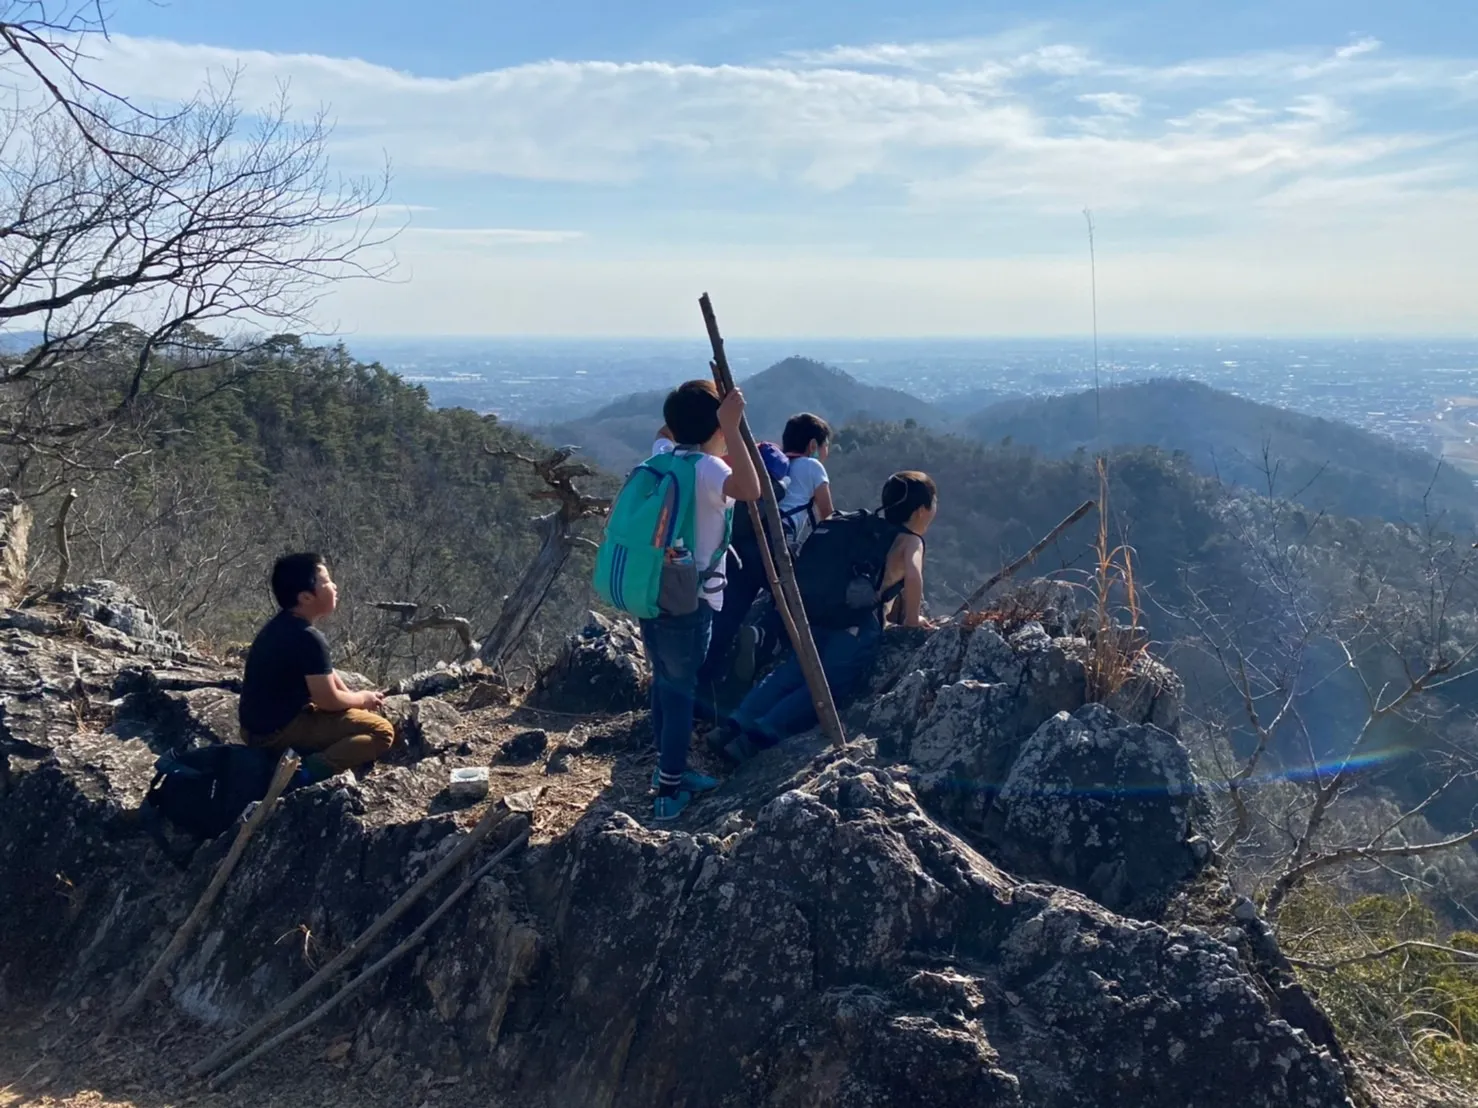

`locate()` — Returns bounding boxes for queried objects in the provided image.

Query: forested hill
[20,336,608,680]
[542,356,944,470]
[964,377,1476,528]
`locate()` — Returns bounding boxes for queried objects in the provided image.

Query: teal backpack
[594,450,730,620]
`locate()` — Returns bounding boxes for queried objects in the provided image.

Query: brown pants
[251,708,397,773]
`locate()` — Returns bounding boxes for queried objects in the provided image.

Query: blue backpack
[593,449,731,619]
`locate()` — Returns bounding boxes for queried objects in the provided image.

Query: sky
[73,1,1478,337]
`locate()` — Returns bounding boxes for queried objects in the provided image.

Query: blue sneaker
[651,769,720,793]
[653,790,694,821]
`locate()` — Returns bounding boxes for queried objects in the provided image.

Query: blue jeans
[640,606,714,782]
[730,624,880,746]
[696,548,768,718]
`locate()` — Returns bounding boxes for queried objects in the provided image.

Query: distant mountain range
[540,356,944,470]
[539,356,1475,530]
[966,378,1475,528]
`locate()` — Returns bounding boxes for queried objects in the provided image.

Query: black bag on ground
[144,744,284,839]
[793,510,906,630]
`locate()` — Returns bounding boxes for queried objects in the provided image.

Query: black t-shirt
[238,610,333,736]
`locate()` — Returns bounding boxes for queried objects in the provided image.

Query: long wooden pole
[211,827,532,1089]
[700,293,845,748]
[955,500,1096,616]
[190,787,538,1078]
[109,754,300,1031]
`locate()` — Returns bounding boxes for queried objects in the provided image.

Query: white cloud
[65,30,1478,334]
[1077,92,1143,117]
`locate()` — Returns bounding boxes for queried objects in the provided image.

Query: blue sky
[86,1,1478,336]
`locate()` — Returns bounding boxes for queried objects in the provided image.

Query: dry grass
[1084,457,1149,701]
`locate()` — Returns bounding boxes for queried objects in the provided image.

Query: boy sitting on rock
[238,552,395,782]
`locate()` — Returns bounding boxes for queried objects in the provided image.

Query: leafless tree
[1175,454,1478,920]
[0,2,390,485]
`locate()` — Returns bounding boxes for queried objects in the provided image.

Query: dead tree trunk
[477,448,609,671]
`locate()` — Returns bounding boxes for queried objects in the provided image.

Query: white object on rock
[449,766,490,802]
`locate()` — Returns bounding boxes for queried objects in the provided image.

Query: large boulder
[867,616,1181,841]
[1,741,1352,1108]
[0,582,1355,1107]
[531,611,649,715]
[987,703,1207,917]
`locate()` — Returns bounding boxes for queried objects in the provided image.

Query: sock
[656,771,683,798]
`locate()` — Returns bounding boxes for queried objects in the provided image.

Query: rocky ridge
[0,570,1368,1106]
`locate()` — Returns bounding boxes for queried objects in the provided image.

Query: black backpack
[794,510,908,630]
[144,745,288,839]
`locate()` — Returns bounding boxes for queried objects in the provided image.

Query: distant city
[346,336,1478,473]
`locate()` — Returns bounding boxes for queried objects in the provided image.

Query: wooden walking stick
[108,753,300,1031]
[955,500,1096,616]
[699,292,845,748]
[191,786,541,1079]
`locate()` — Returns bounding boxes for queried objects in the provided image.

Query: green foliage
[825,421,1233,616]
[20,339,606,679]
[1281,886,1478,1088]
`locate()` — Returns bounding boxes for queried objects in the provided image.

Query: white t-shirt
[780,455,829,544]
[652,439,734,610]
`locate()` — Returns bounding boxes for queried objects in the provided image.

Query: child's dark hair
[880,471,937,528]
[271,552,324,609]
[663,380,722,446]
[782,412,831,456]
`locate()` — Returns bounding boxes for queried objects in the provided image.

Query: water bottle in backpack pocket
[656,541,700,616]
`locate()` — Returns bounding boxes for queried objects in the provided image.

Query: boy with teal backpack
[594,379,761,819]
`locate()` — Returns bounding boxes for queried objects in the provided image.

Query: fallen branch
[210,825,532,1088]
[956,499,1095,615]
[110,754,300,1031]
[372,601,480,664]
[190,786,542,1079]
[50,487,77,593]
[701,293,845,748]
[1289,940,1478,973]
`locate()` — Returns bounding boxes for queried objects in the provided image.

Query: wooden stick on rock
[700,293,845,748]
[190,786,542,1079]
[210,826,532,1089]
[955,499,1096,616]
[109,753,301,1032]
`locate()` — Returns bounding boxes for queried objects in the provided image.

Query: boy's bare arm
[718,389,762,501]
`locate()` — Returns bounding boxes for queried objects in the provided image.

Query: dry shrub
[1085,457,1148,700]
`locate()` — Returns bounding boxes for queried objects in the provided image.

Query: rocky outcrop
[532,610,649,715]
[986,703,1206,917]
[0,582,1356,1107]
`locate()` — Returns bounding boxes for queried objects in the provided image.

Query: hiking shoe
[733,624,760,683]
[722,732,760,765]
[651,769,721,793]
[653,790,695,821]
